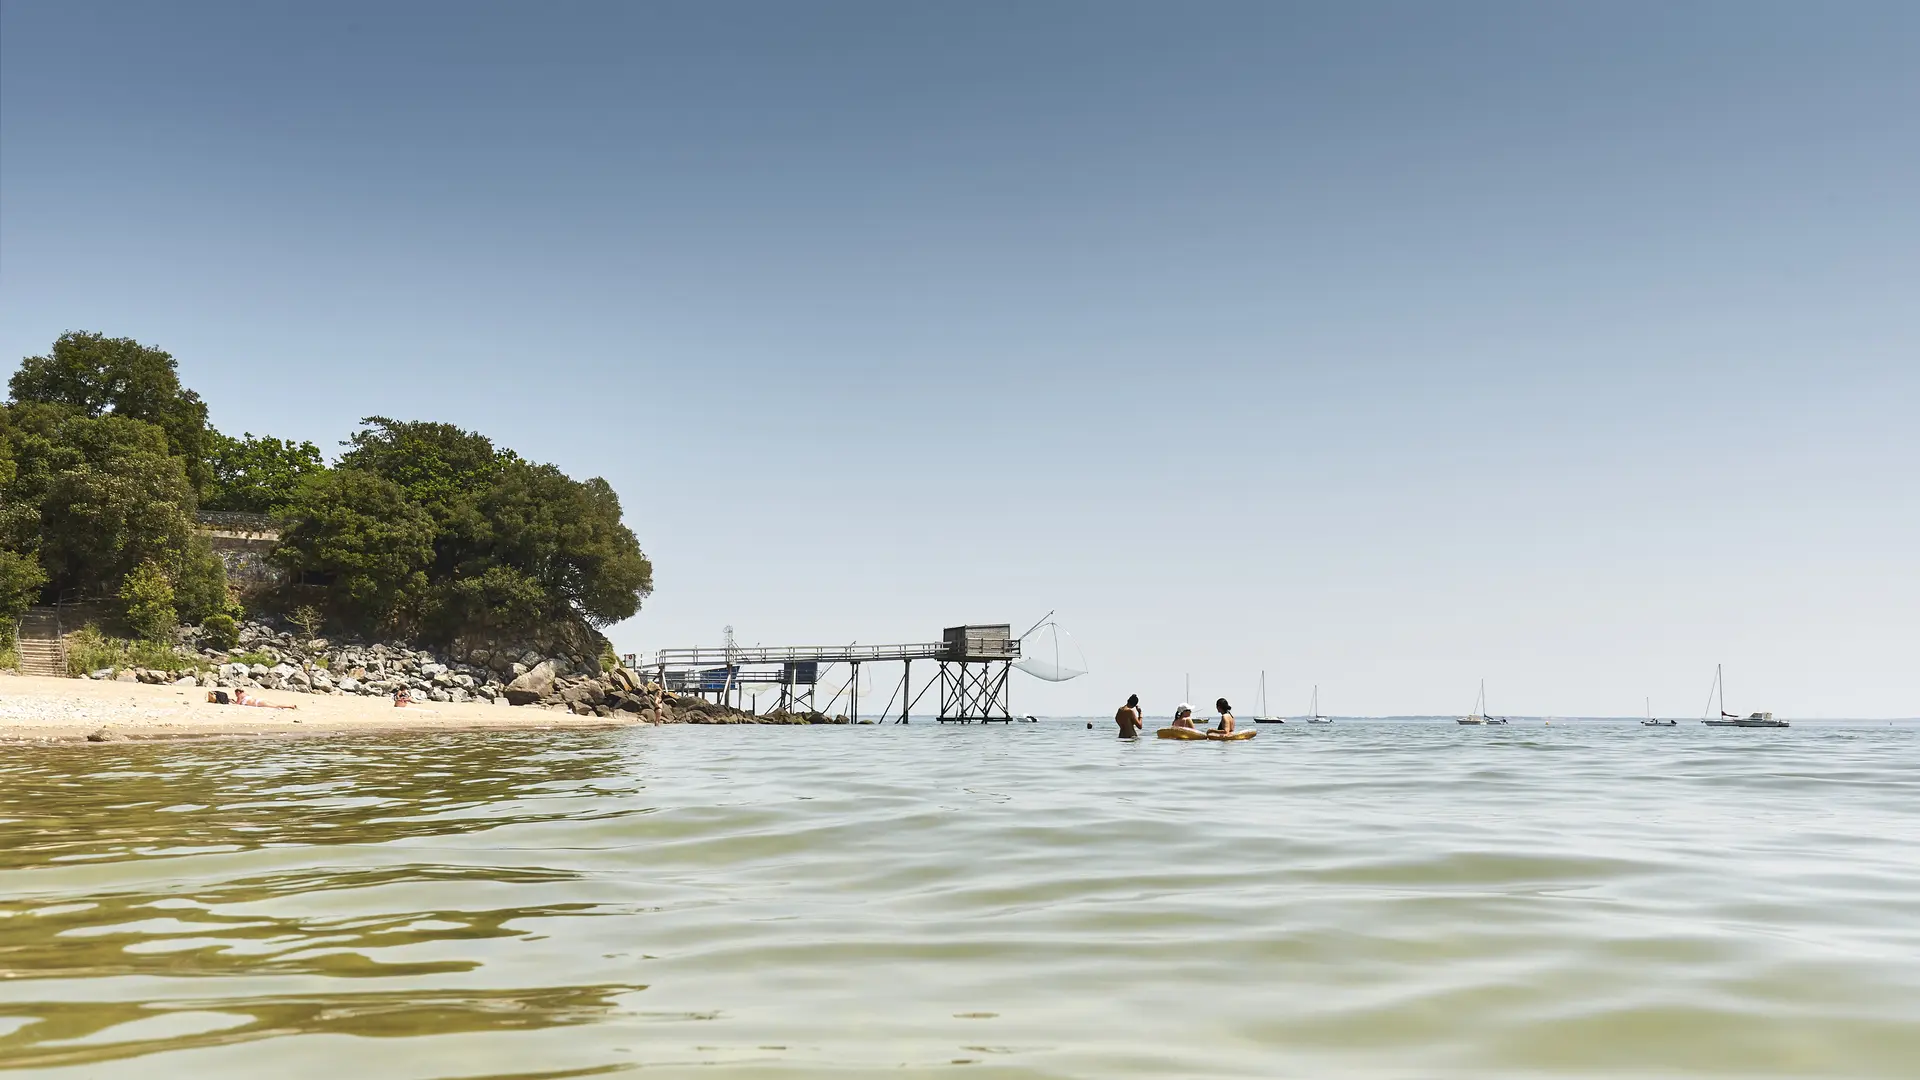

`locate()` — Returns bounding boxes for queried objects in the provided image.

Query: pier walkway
[651,625,1022,724]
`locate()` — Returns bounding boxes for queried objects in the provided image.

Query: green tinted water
[3,722,1917,1077]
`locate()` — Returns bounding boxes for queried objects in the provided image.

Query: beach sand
[0,673,638,742]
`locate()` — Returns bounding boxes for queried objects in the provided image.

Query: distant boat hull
[1253,716,1286,724]
[1642,720,1678,727]
[1306,718,1332,724]
[1704,709,1787,729]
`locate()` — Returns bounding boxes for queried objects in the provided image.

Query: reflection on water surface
[2,723,1918,1077]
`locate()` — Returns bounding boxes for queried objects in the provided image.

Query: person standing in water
[1115,694,1144,739]
[1212,697,1236,735]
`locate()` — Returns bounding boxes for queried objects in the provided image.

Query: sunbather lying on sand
[205,689,298,710]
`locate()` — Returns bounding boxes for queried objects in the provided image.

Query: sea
[3,718,1917,1078]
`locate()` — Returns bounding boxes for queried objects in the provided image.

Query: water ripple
[1,721,1917,1077]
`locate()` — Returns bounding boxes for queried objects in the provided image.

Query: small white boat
[1253,670,1285,724]
[1641,696,1676,727]
[1458,679,1508,725]
[1698,665,1788,728]
[1305,685,1331,724]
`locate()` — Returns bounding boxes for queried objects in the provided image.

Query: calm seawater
[3,720,1917,1078]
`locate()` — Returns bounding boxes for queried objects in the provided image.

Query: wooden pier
[653,624,1022,723]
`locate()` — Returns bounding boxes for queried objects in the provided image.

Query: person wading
[1115,694,1144,739]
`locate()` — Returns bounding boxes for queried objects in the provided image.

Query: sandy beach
[0,672,639,742]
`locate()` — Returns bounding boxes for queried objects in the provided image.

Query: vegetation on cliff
[4,331,652,651]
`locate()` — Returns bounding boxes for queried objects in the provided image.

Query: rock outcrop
[503,660,556,706]
[72,618,861,726]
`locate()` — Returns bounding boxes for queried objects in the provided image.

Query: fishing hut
[650,623,1026,724]
[936,624,1020,723]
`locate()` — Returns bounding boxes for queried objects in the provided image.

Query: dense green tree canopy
[273,468,437,632]
[9,332,212,491]
[7,334,653,648]
[9,408,194,600]
[338,417,510,523]
[0,400,227,620]
[204,431,326,513]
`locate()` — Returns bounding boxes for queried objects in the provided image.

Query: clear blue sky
[4,2,1915,717]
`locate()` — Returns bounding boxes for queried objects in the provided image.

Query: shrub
[64,625,121,676]
[200,612,238,650]
[118,560,177,642]
[173,534,228,625]
[0,641,18,672]
[230,650,277,668]
[66,623,210,677]
[290,604,324,639]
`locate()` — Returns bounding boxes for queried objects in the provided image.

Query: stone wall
[194,513,287,594]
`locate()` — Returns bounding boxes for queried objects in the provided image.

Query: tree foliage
[0,548,46,625]
[204,431,326,513]
[7,335,654,649]
[463,462,653,627]
[9,407,198,601]
[9,331,212,491]
[338,417,509,524]
[118,560,178,642]
[273,468,437,631]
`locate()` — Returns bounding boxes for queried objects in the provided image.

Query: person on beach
[232,689,297,710]
[1211,697,1235,735]
[393,687,412,708]
[1115,694,1143,738]
[1172,703,1198,730]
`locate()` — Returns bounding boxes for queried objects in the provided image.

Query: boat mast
[1718,663,1725,718]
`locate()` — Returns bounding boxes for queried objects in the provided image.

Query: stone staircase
[13,607,69,677]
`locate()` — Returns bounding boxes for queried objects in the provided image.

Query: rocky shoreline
[73,620,858,726]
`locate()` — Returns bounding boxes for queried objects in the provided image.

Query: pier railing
[655,641,953,667]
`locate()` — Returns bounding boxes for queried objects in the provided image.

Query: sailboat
[1305,685,1331,724]
[1642,696,1676,727]
[1457,679,1509,725]
[1700,664,1788,728]
[1253,671,1285,724]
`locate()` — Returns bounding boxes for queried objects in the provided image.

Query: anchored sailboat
[1699,664,1787,728]
[1642,696,1676,727]
[1253,671,1285,724]
[1457,679,1509,725]
[1305,685,1331,724]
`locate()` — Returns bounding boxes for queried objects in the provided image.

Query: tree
[118,560,177,642]
[273,469,437,632]
[468,461,653,627]
[24,412,198,602]
[0,549,46,624]
[337,417,509,525]
[9,332,212,491]
[204,431,326,513]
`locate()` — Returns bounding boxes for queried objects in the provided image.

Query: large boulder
[504,660,557,706]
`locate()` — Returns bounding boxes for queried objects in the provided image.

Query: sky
[3,1,1916,718]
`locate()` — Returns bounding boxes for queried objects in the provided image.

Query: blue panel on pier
[785,661,818,685]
